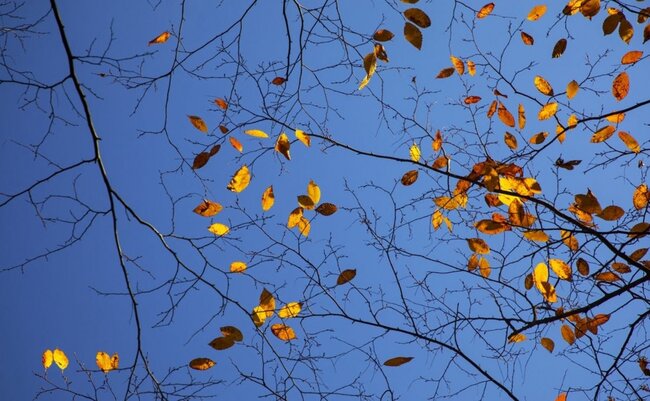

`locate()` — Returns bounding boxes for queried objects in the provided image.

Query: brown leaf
[561,324,576,345]
[209,336,235,350]
[215,98,228,110]
[229,136,243,153]
[552,38,567,58]
[401,170,419,186]
[188,115,208,133]
[541,337,555,353]
[383,356,413,366]
[193,199,223,217]
[373,29,394,42]
[404,8,431,28]
[336,269,357,285]
[602,13,621,34]
[520,31,535,45]
[594,271,621,282]
[596,205,624,221]
[189,358,216,370]
[464,96,481,105]
[580,0,601,18]
[619,18,634,44]
[436,67,455,79]
[404,22,423,50]
[529,132,548,145]
[577,258,590,276]
[633,184,649,210]
[192,152,211,170]
[221,326,244,342]
[271,76,287,85]
[316,203,338,216]
[271,324,297,341]
[467,238,490,254]
[497,103,515,127]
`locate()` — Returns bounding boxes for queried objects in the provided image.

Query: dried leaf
[521,31,535,45]
[549,258,572,280]
[618,131,640,153]
[383,356,413,366]
[621,50,643,65]
[215,98,228,110]
[619,18,634,44]
[498,103,515,127]
[404,8,431,28]
[523,230,549,242]
[271,76,286,85]
[436,67,455,79]
[561,324,576,345]
[518,104,526,130]
[591,125,615,143]
[188,115,208,133]
[227,165,251,193]
[271,324,297,341]
[404,22,423,50]
[358,52,377,90]
[193,199,223,217]
[450,56,465,75]
[464,96,481,105]
[401,170,419,186]
[373,29,394,42]
[541,337,555,352]
[552,38,567,58]
[633,184,649,210]
[337,269,357,285]
[275,133,291,160]
[612,72,629,101]
[508,333,526,343]
[504,132,518,150]
[477,3,495,19]
[189,358,216,370]
[221,326,244,341]
[577,258,590,276]
[529,132,548,145]
[467,238,490,254]
[596,205,624,220]
[316,203,337,216]
[528,5,547,21]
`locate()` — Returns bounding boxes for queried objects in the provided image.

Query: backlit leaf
[245,129,269,138]
[529,132,548,145]
[541,337,555,353]
[307,180,321,204]
[580,0,601,18]
[436,67,455,79]
[188,115,208,133]
[383,356,413,366]
[528,5,547,21]
[297,216,311,236]
[467,60,476,76]
[450,56,464,75]
[504,132,518,150]
[477,3,495,19]
[278,302,302,319]
[401,170,419,186]
[618,131,640,153]
[409,143,421,162]
[552,38,567,58]
[262,185,275,211]
[404,22,423,50]
[594,271,621,282]
[298,195,315,210]
[274,132,291,160]
[221,326,244,342]
[629,222,650,238]
[189,358,215,370]
[591,125,615,143]
[498,103,515,127]
[538,103,558,120]
[621,50,643,65]
[508,333,526,343]
[148,31,171,45]
[596,205,624,220]
[230,261,247,273]
[337,269,357,285]
[271,324,297,341]
[518,104,526,130]
[566,80,579,99]
[633,184,649,210]
[467,238,490,254]
[549,258,572,280]
[227,165,251,193]
[475,219,509,235]
[523,230,549,242]
[612,72,629,101]
[561,324,576,345]
[373,29,394,42]
[521,31,535,45]
[464,96,481,105]
[287,207,303,228]
[208,223,229,236]
[215,98,228,110]
[271,76,286,85]
[229,136,243,153]
[404,8,431,28]
[53,349,68,370]
[259,288,275,319]
[193,199,223,217]
[358,52,377,90]
[42,349,53,369]
[534,76,554,96]
[479,256,491,278]
[295,129,311,147]
[619,18,633,44]
[96,352,119,373]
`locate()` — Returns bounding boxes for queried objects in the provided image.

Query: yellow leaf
[251,305,267,327]
[621,50,643,65]
[208,223,229,236]
[504,132,518,150]
[358,52,377,90]
[612,72,629,101]
[230,261,247,273]
[450,56,464,75]
[337,269,357,285]
[561,229,579,251]
[479,256,491,278]
[404,8,432,28]
[521,31,535,45]
[229,136,243,153]
[188,115,208,133]
[189,358,216,370]
[523,230,549,242]
[271,324,297,341]
[618,131,640,153]
[96,352,119,373]
[498,103,515,127]
[534,76,554,96]
[527,5,547,21]
[561,324,575,345]
[467,238,490,254]
[606,112,625,123]
[552,38,567,58]
[278,302,302,319]
[148,31,171,45]
[53,348,69,371]
[244,129,269,138]
[409,143,421,162]
[518,104,526,130]
[533,262,549,293]
[307,180,321,204]
[538,102,558,120]
[383,356,413,366]
[591,125,615,143]
[221,326,244,342]
[404,22,423,50]
[373,29,394,42]
[295,129,311,147]
[477,3,495,19]
[259,288,275,319]
[275,133,291,160]
[566,80,579,99]
[633,184,649,210]
[287,207,303,228]
[227,165,251,193]
[193,199,223,217]
[261,185,275,211]
[297,216,310,236]
[541,337,555,353]
[467,60,476,76]
[42,349,53,369]
[432,209,443,230]
[316,203,338,216]
[549,258,572,280]
[508,333,526,343]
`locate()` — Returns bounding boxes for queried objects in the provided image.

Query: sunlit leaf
[575,190,602,214]
[529,132,548,145]
[193,199,223,217]
[523,230,549,242]
[208,223,229,236]
[271,324,297,341]
[404,22,423,50]
[337,269,357,285]
[475,219,509,235]
[561,324,576,345]
[259,288,275,319]
[534,76,554,96]
[508,333,526,343]
[521,31,534,45]
[295,129,311,147]
[297,216,311,236]
[96,352,119,373]
[148,31,171,45]
[229,137,243,153]
[594,271,621,282]
[42,349,53,369]
[450,56,464,75]
[518,104,526,130]
[541,337,555,353]
[619,18,633,44]
[591,125,615,143]
[621,50,643,65]
[227,165,251,193]
[189,358,215,370]
[549,259,572,280]
[275,133,291,160]
[245,129,269,138]
[230,261,247,273]
[467,238,490,254]
[566,80,579,99]
[358,52,377,90]
[464,96,481,105]
[487,100,497,118]
[409,143,421,162]
[404,8,431,28]
[527,5,547,21]
[538,103,558,120]
[612,72,629,101]
[498,103,515,127]
[477,3,495,19]
[287,207,303,228]
[383,356,413,366]
[278,302,302,319]
[633,184,649,210]
[215,98,228,111]
[467,60,476,76]
[596,205,624,220]
[552,38,567,58]
[261,185,275,211]
[479,256,491,278]
[221,326,244,342]
[307,180,321,204]
[188,115,208,133]
[618,131,640,153]
[580,0,601,18]
[504,132,518,150]
[53,349,68,371]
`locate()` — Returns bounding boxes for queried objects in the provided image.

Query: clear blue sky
[1,1,648,400]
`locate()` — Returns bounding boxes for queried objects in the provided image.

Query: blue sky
[1,1,649,400]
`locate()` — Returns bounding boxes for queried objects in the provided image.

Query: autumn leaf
[316,203,338,216]
[541,337,555,353]
[194,199,223,217]
[612,72,629,101]
[336,269,356,285]
[621,50,643,65]
[561,324,576,345]
[229,136,243,153]
[504,132,518,150]
[591,125,615,143]
[96,352,119,373]
[538,103,558,120]
[401,170,418,186]
[561,230,579,251]
[498,103,515,127]
[383,356,413,366]
[596,205,624,221]
[475,219,509,235]
[409,142,421,162]
[518,104,526,130]
[552,38,567,58]
[436,67,455,79]
[307,180,321,204]
[521,31,534,45]
[42,349,53,369]
[278,302,302,319]
[209,336,235,350]
[529,132,548,145]
[373,29,394,42]
[464,96,481,105]
[358,52,377,90]
[275,133,291,160]
[450,56,464,75]
[527,5,547,21]
[53,348,68,370]
[271,324,297,341]
[523,230,549,242]
[404,22,423,50]
[566,80,579,99]
[594,271,621,282]
[271,77,286,85]
[404,8,431,28]
[577,258,590,276]
[245,129,269,138]
[189,358,215,370]
[208,223,229,236]
[230,261,247,273]
[549,259,572,280]
[508,333,526,343]
[192,152,210,170]
[188,115,208,133]
[478,256,491,278]
[221,326,244,342]
[633,184,649,210]
[148,31,171,45]
[619,18,633,44]
[261,185,275,211]
[618,131,640,153]
[580,0,600,18]
[467,60,476,76]
[298,195,315,210]
[534,76,554,96]
[467,238,490,254]
[295,129,311,147]
[287,207,303,228]
[227,165,251,193]
[215,98,228,110]
[477,3,495,19]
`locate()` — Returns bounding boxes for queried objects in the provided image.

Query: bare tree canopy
[1,1,649,400]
